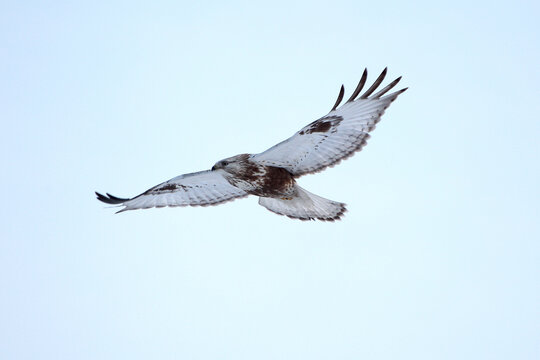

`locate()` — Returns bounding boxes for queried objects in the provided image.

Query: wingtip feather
[330,84,345,111]
[95,191,130,205]
[360,68,388,99]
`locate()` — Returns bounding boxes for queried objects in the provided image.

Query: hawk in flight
[96,68,407,221]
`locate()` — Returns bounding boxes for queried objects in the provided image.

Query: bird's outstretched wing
[252,68,407,177]
[96,170,248,213]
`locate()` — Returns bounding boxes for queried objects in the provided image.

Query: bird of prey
[96,68,407,221]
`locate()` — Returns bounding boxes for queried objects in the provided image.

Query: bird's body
[96,68,407,221]
[213,154,296,198]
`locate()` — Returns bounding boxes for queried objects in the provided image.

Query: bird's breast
[227,163,296,198]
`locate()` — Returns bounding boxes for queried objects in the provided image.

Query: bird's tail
[258,185,346,221]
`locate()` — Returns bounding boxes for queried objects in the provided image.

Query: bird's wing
[251,68,407,177]
[96,170,248,213]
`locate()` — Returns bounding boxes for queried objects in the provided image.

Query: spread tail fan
[258,185,346,221]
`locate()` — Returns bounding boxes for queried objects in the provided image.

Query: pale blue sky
[1,1,539,359]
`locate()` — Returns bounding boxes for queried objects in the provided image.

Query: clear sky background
[1,1,539,359]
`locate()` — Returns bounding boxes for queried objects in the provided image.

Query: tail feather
[258,185,346,221]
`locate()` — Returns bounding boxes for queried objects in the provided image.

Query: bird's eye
[222,161,228,166]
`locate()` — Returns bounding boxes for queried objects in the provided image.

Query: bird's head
[211,154,250,173]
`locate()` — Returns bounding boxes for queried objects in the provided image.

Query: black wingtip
[106,193,130,202]
[95,191,129,205]
[372,76,403,99]
[396,87,408,94]
[360,68,388,99]
[346,68,368,103]
[330,84,345,111]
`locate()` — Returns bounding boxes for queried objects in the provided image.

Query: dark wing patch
[299,115,343,135]
[153,183,178,192]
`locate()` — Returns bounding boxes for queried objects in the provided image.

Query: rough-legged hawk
[96,68,407,221]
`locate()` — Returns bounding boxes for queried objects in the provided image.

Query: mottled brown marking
[150,183,192,194]
[219,155,296,197]
[238,161,264,182]
[308,120,332,133]
[155,183,177,192]
[300,115,343,135]
[257,166,295,197]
